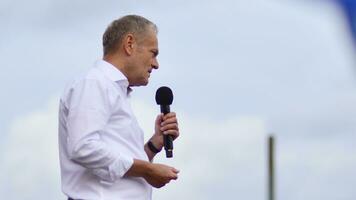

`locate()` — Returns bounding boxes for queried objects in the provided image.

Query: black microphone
[155,86,174,158]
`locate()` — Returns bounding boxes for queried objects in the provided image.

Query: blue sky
[0,0,355,199]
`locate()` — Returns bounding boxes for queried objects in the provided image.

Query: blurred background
[0,0,355,199]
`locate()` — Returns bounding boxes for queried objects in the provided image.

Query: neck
[103,54,130,80]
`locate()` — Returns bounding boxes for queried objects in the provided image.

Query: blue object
[339,0,356,46]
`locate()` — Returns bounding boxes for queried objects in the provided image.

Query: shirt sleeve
[65,78,133,182]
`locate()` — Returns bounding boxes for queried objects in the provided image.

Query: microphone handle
[160,105,173,158]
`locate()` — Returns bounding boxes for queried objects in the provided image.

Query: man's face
[128,30,159,86]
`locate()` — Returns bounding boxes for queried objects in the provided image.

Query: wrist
[150,135,164,150]
[143,161,152,177]
[148,140,162,154]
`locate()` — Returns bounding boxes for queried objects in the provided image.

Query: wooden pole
[268,135,275,200]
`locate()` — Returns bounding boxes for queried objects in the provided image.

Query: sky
[0,0,355,200]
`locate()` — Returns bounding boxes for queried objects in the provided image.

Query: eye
[151,50,159,57]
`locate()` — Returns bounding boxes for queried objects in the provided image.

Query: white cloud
[0,95,65,199]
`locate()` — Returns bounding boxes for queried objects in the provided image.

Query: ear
[123,33,135,56]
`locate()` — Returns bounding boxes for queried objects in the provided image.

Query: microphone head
[155,86,173,105]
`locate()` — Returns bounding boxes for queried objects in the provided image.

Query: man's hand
[150,112,180,150]
[125,159,179,188]
[144,163,179,188]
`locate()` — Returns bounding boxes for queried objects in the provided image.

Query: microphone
[155,86,174,158]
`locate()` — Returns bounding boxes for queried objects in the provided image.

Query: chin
[131,79,149,86]
[137,80,149,86]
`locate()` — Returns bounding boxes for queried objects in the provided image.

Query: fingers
[161,117,178,126]
[147,164,180,188]
[159,112,178,127]
[162,130,179,140]
[162,112,176,120]
[161,129,179,140]
[170,172,179,180]
[154,112,180,140]
[160,123,179,132]
[158,112,180,139]
[168,168,179,180]
[172,168,180,174]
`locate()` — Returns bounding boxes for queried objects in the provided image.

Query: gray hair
[102,15,158,56]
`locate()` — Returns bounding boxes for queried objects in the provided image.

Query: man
[58,15,180,200]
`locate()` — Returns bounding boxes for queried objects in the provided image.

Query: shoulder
[60,67,113,102]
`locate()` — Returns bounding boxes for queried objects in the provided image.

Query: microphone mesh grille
[155,86,173,105]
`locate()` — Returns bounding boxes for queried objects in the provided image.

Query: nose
[152,58,159,69]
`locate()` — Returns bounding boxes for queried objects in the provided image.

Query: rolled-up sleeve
[65,79,133,182]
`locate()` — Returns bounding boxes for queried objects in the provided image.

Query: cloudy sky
[0,0,355,199]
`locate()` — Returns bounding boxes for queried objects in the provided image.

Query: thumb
[155,114,163,124]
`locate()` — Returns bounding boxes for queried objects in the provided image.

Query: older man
[58,15,180,200]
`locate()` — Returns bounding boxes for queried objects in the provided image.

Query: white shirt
[58,60,152,200]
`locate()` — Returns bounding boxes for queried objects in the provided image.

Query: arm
[66,79,133,182]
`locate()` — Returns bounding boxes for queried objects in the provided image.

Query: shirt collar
[95,59,132,95]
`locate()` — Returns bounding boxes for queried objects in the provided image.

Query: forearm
[124,159,152,178]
